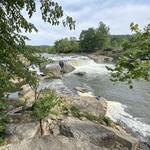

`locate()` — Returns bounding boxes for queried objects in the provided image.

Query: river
[42,53,150,143]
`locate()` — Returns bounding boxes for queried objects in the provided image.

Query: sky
[24,0,150,45]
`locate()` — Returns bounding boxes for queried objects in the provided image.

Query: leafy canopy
[79,22,110,52]
[33,90,59,120]
[107,23,150,87]
[0,0,75,98]
[54,37,79,53]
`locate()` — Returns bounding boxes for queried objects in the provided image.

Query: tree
[95,22,110,50]
[33,90,59,135]
[79,28,97,52]
[110,35,131,49]
[0,0,75,97]
[54,37,79,53]
[0,0,75,143]
[107,23,150,88]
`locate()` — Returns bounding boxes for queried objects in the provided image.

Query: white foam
[29,65,43,75]
[106,101,150,141]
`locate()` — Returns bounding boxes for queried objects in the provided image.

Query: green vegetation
[0,100,9,145]
[42,22,130,54]
[54,37,79,53]
[69,105,97,121]
[0,0,74,142]
[107,23,150,87]
[33,90,59,135]
[26,45,55,53]
[33,91,59,120]
[102,116,113,126]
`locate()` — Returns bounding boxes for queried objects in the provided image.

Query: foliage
[0,0,75,96]
[54,37,79,53]
[0,100,9,146]
[69,106,81,118]
[33,90,59,120]
[110,35,131,49]
[107,23,150,87]
[26,45,55,53]
[79,28,97,52]
[102,116,112,126]
[79,22,110,52]
[95,22,110,50]
[16,100,27,108]
[69,105,100,122]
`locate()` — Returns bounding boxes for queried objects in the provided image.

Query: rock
[44,64,62,79]
[89,55,113,64]
[0,135,108,150]
[18,84,35,102]
[59,61,75,74]
[60,117,139,150]
[5,122,40,142]
[72,96,107,118]
[74,87,89,93]
[19,84,31,96]
[74,87,94,97]
[74,72,86,76]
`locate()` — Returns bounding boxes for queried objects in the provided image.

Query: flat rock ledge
[60,117,139,150]
[0,135,108,150]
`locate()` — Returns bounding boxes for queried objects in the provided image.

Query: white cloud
[24,0,150,45]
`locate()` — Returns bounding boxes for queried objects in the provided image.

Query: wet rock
[60,117,139,150]
[74,87,89,93]
[59,61,75,74]
[89,55,113,64]
[74,72,86,76]
[44,64,62,79]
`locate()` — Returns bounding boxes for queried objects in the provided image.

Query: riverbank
[1,84,139,150]
[5,53,150,149]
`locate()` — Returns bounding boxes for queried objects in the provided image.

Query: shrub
[0,100,9,146]
[69,106,81,118]
[33,90,59,120]
[103,116,112,126]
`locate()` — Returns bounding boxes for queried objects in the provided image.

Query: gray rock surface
[72,96,107,118]
[5,122,40,142]
[45,64,62,79]
[89,55,113,64]
[0,135,108,150]
[60,117,139,150]
[59,61,75,74]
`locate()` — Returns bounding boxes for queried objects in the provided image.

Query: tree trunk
[40,119,44,136]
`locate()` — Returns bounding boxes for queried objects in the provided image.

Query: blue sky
[24,0,150,45]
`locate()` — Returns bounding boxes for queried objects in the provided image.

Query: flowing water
[9,53,150,143]
[42,53,150,142]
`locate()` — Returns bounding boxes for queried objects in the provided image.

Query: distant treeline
[28,22,132,57]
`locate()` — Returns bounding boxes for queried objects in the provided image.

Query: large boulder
[72,96,107,118]
[0,135,107,150]
[19,84,31,96]
[44,64,62,79]
[60,117,139,150]
[59,61,75,74]
[18,84,35,102]
[89,55,113,64]
[5,122,40,142]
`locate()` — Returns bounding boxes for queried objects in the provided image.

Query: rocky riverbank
[1,82,140,150]
[3,54,142,150]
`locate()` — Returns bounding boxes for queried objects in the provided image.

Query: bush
[103,116,112,126]
[69,106,81,118]
[33,90,59,120]
[0,100,9,146]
